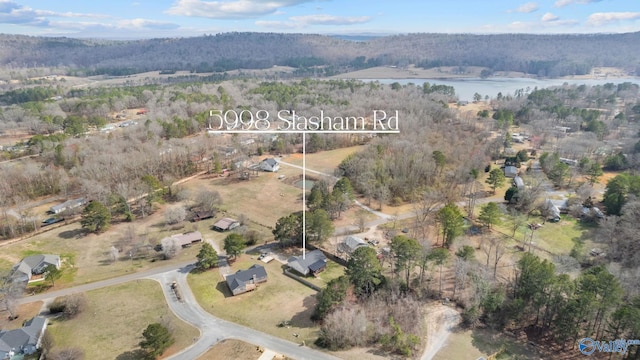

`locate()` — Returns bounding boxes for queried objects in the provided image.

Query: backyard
[188,254,322,347]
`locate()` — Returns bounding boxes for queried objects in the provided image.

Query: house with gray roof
[504,166,518,178]
[11,254,61,284]
[513,176,525,190]
[338,235,368,255]
[259,158,279,172]
[225,264,268,296]
[48,198,87,214]
[287,250,327,277]
[0,316,47,359]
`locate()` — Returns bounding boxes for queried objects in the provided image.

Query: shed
[338,235,368,254]
[163,231,202,248]
[212,218,240,231]
[504,166,518,178]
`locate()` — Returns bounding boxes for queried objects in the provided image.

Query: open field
[282,146,365,175]
[47,279,198,360]
[188,254,321,347]
[0,208,201,288]
[184,168,303,231]
[433,327,542,360]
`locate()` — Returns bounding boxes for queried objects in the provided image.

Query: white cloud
[512,2,539,13]
[289,14,371,26]
[256,13,371,29]
[118,18,180,30]
[587,12,640,26]
[254,20,300,29]
[0,0,107,27]
[165,0,313,19]
[554,0,602,8]
[541,12,559,22]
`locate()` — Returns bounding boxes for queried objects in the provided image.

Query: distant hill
[0,32,639,77]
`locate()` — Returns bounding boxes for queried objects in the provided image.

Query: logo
[578,338,640,355]
[579,338,596,355]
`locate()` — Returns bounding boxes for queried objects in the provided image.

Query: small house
[162,231,202,248]
[225,264,268,296]
[504,166,518,178]
[0,316,48,358]
[287,250,327,276]
[338,235,368,254]
[259,158,280,172]
[49,198,87,214]
[544,199,561,222]
[513,176,525,190]
[212,218,240,232]
[11,254,61,283]
[190,210,214,222]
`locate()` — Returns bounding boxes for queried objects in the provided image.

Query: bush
[49,294,87,319]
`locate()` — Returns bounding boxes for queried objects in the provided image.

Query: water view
[370,77,640,102]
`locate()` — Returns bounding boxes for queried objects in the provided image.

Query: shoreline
[330,65,638,81]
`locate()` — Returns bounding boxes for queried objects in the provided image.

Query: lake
[366,77,640,102]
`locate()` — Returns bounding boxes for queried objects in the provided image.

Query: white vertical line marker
[302,132,306,260]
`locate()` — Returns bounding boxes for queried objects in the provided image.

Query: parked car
[42,217,63,226]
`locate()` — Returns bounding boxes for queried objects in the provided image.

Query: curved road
[149,266,339,360]
[18,259,339,359]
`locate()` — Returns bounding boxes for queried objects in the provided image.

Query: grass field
[47,279,198,360]
[188,254,320,346]
[493,215,596,257]
[283,145,365,175]
[0,206,207,289]
[433,328,541,360]
[185,167,303,231]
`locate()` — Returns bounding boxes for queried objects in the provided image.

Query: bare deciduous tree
[165,205,186,225]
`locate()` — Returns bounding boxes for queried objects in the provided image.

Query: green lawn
[47,279,198,360]
[188,254,320,345]
[495,215,596,256]
[283,146,365,175]
[300,260,345,288]
[433,328,541,360]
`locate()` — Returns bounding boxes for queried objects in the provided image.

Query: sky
[0,0,639,39]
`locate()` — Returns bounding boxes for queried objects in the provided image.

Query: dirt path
[421,304,462,360]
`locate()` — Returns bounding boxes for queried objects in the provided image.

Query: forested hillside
[1,32,639,77]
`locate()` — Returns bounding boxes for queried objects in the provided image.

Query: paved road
[150,266,340,360]
[18,256,339,360]
[17,260,194,305]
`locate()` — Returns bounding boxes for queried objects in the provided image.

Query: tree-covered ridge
[1,32,639,77]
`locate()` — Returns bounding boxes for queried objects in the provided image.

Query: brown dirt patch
[197,339,262,360]
[0,301,43,330]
